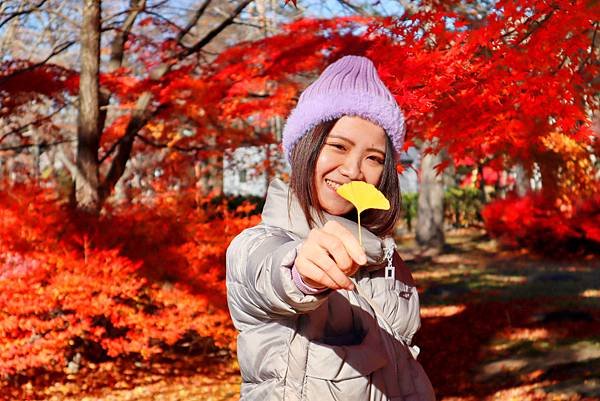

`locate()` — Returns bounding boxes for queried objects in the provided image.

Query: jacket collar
[261,178,394,269]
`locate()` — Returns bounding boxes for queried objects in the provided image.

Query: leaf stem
[358,212,362,246]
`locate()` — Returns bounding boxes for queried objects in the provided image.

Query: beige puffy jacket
[226,179,436,401]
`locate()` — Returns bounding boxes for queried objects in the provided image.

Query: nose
[339,154,363,181]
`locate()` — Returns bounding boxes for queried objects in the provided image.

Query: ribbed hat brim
[282,91,405,160]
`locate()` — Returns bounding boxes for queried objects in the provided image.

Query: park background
[1,0,599,400]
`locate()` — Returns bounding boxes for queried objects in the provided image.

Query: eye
[328,143,347,151]
[368,155,385,165]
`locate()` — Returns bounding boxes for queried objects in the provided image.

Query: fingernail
[347,283,355,291]
[360,255,367,265]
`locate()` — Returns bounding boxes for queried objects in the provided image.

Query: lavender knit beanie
[282,55,405,161]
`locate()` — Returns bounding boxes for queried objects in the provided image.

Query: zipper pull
[383,240,395,280]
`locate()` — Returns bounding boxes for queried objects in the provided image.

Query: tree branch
[514,7,557,46]
[108,0,146,71]
[176,0,213,44]
[0,138,74,152]
[135,133,211,153]
[579,21,598,73]
[335,0,368,16]
[135,134,230,153]
[57,147,88,184]
[0,0,49,29]
[98,0,146,140]
[99,0,254,203]
[99,92,157,200]
[0,103,69,144]
[180,0,254,59]
[143,10,185,33]
[0,40,76,86]
[98,131,129,163]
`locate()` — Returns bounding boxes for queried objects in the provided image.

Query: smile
[325,179,342,190]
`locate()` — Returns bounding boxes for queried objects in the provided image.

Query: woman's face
[314,116,387,216]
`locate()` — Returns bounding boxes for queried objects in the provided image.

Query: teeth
[325,179,341,190]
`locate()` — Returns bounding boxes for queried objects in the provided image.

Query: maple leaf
[433,160,451,176]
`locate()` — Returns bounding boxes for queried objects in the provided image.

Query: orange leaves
[368,0,596,164]
[420,304,467,319]
[482,187,600,254]
[539,131,597,206]
[0,185,259,377]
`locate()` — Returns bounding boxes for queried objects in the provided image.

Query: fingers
[294,221,368,291]
[321,221,367,266]
[295,253,353,291]
[297,238,354,290]
[311,230,354,275]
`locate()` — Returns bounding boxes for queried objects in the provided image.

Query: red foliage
[3,3,595,199]
[0,62,77,118]
[370,0,596,163]
[0,186,259,377]
[482,188,600,253]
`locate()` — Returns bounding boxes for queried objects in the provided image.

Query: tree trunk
[416,143,445,252]
[476,162,488,204]
[74,0,102,213]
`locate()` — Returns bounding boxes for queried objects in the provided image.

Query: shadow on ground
[401,229,600,400]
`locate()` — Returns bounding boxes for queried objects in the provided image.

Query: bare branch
[108,0,146,71]
[335,0,368,16]
[177,0,213,44]
[0,103,69,144]
[180,0,254,59]
[232,19,263,30]
[0,0,49,29]
[142,10,185,32]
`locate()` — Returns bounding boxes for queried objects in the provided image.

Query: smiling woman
[226,55,435,401]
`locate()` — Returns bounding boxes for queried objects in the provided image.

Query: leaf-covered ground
[403,229,600,401]
[5,229,599,401]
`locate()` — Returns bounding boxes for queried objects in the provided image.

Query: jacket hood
[261,178,394,270]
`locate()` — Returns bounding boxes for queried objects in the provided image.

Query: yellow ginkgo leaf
[336,181,390,245]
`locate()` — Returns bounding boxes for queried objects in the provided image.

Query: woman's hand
[294,221,368,290]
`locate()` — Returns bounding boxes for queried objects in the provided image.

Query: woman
[226,55,436,401]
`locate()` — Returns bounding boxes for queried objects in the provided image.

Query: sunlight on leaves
[580,289,600,298]
[420,304,466,318]
[336,181,390,245]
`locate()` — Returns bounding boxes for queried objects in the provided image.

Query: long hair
[288,119,401,237]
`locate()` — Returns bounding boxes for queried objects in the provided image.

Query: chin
[320,201,353,216]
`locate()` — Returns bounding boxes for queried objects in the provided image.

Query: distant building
[223,144,287,197]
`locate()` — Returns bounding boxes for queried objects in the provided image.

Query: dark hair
[288,119,402,237]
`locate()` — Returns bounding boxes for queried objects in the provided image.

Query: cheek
[364,165,384,186]
[315,152,337,177]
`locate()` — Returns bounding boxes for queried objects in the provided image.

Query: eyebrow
[328,134,386,156]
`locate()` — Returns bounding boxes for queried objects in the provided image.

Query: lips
[325,178,342,191]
